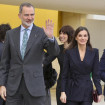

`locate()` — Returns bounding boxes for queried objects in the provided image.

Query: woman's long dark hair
[69,26,92,49]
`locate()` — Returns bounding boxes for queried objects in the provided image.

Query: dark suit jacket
[0,42,5,105]
[61,46,102,102]
[0,42,3,61]
[100,49,105,96]
[0,24,60,97]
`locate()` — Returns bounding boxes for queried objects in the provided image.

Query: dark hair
[0,24,11,42]
[59,25,75,43]
[69,26,92,49]
[19,2,34,13]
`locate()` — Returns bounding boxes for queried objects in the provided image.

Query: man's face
[18,6,35,28]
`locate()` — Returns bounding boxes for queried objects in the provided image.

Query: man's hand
[43,19,54,39]
[0,86,6,100]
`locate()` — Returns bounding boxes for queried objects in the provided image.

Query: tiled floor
[50,89,104,105]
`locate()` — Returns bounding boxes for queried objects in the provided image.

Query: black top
[57,44,64,80]
[43,52,57,89]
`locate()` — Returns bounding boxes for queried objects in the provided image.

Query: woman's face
[59,32,68,43]
[75,30,88,46]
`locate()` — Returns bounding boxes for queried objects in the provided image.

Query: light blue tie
[21,29,28,59]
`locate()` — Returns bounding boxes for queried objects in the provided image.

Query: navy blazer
[100,49,105,96]
[61,46,102,102]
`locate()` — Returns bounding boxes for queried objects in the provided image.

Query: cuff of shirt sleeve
[48,36,54,42]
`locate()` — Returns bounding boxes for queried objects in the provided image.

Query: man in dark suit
[100,49,105,99]
[0,2,59,105]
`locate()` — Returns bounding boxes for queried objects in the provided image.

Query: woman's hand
[60,92,67,103]
[98,95,103,102]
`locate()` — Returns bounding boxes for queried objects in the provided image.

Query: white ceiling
[0,0,105,15]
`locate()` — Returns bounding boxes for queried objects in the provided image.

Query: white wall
[86,19,105,85]
[86,19,105,59]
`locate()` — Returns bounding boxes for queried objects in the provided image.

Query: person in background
[0,2,59,105]
[44,25,75,105]
[0,24,11,105]
[43,51,57,105]
[0,24,11,60]
[60,26,102,105]
[100,49,105,100]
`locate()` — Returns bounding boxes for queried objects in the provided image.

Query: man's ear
[18,13,21,19]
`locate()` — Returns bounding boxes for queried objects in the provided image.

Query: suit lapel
[70,47,81,68]
[24,25,38,57]
[12,25,39,60]
[70,46,92,70]
[83,46,92,64]
[13,26,22,60]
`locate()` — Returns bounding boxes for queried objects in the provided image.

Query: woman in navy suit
[60,26,102,105]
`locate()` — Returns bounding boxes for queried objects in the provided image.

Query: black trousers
[6,75,46,105]
[67,100,92,105]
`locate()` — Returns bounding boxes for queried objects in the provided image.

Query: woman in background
[60,26,102,105]
[99,50,105,100]
[0,23,11,105]
[44,25,75,105]
[43,51,57,105]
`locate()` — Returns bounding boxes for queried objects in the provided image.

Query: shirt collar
[20,24,33,32]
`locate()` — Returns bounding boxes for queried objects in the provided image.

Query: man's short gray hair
[19,2,34,13]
